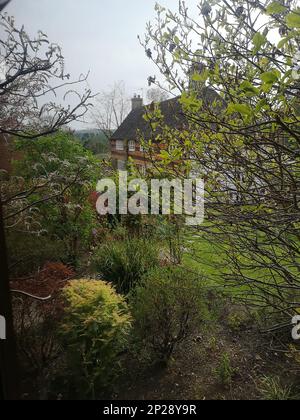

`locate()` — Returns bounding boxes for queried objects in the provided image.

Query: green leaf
[278,37,288,48]
[260,70,280,84]
[266,1,287,15]
[192,73,203,82]
[191,69,209,82]
[174,36,180,45]
[286,12,300,28]
[252,32,267,52]
[227,103,252,116]
[240,80,259,96]
[255,99,269,112]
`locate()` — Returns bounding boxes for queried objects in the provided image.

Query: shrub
[131,266,208,364]
[93,239,160,294]
[12,262,74,395]
[59,279,132,398]
[7,232,66,276]
[11,132,100,267]
[226,309,252,333]
[215,353,237,387]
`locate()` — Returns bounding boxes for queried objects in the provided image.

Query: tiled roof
[111,87,219,141]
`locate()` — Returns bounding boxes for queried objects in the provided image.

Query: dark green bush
[7,232,66,276]
[93,239,160,294]
[59,279,132,399]
[131,266,209,364]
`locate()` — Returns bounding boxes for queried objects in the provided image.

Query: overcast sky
[5,0,184,127]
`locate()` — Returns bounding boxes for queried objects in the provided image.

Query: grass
[182,230,234,293]
[258,376,294,400]
[182,227,297,302]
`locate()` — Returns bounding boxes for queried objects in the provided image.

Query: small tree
[0,11,94,398]
[131,267,208,364]
[141,0,300,329]
[4,132,100,266]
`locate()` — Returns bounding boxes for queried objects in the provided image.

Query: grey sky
[5,0,182,127]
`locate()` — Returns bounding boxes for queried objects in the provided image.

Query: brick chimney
[131,94,143,110]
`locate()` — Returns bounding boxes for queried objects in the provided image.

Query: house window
[116,140,124,151]
[128,140,136,152]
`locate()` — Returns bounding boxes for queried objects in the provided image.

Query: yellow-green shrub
[59,279,132,398]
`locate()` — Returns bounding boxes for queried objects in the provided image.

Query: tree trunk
[0,199,19,399]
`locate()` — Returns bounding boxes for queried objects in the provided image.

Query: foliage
[13,297,62,388]
[12,262,73,393]
[287,344,300,372]
[76,130,110,155]
[141,0,300,326]
[156,216,186,264]
[0,9,93,400]
[131,266,208,364]
[93,238,160,294]
[6,231,66,276]
[215,353,237,387]
[59,279,132,398]
[7,132,101,265]
[226,310,252,333]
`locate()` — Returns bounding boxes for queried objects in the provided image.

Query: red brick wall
[110,138,165,167]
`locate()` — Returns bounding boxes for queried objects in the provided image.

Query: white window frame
[116,140,124,151]
[128,140,136,152]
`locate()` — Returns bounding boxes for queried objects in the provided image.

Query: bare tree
[0,15,93,139]
[92,81,130,138]
[146,87,169,104]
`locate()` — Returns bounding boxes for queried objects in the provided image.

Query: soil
[113,317,299,400]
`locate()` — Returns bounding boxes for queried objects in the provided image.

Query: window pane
[116,140,124,151]
[128,140,135,152]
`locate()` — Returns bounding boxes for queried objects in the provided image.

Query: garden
[1,0,300,401]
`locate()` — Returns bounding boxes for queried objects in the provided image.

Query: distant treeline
[75,130,111,155]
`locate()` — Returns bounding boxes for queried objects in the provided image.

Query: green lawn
[182,227,300,315]
[182,231,229,290]
[182,229,284,299]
